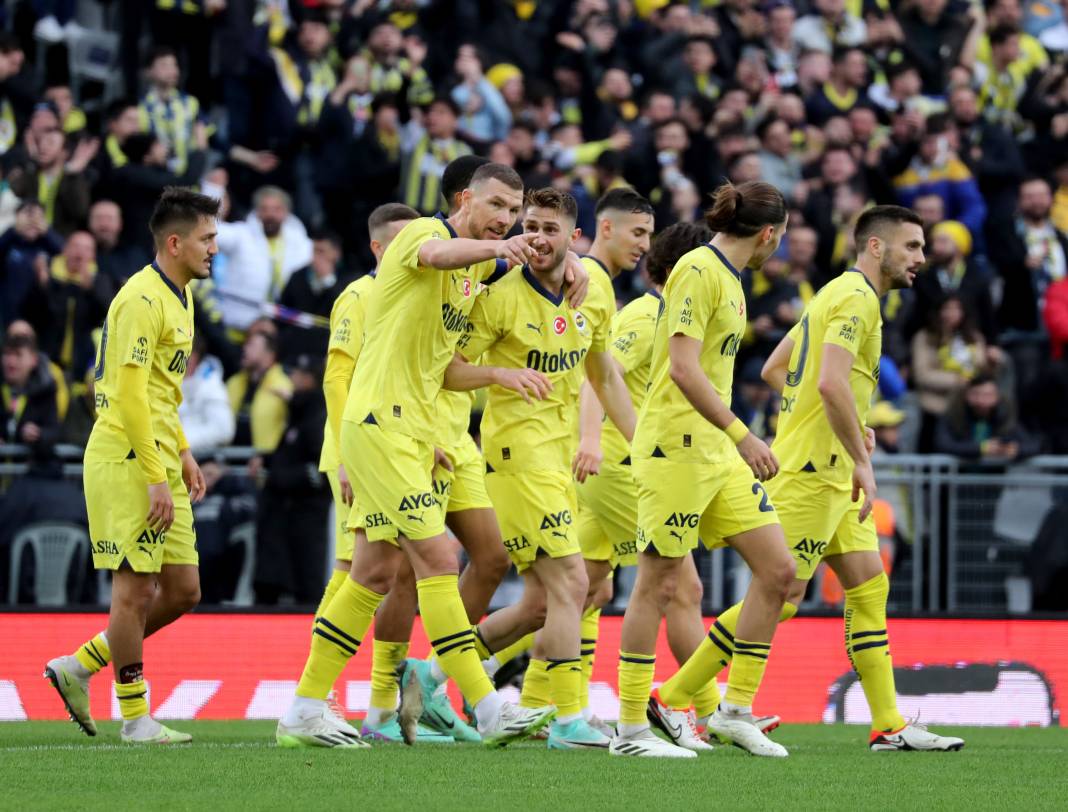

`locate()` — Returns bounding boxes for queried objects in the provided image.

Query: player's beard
[881,252,913,290]
[531,241,568,274]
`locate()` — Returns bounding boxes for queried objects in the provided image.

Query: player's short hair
[645,222,712,286]
[853,205,923,253]
[469,162,523,192]
[367,203,419,238]
[704,181,787,237]
[442,155,491,211]
[595,187,653,219]
[524,187,579,225]
[148,186,220,245]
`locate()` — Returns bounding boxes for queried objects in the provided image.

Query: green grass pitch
[2,722,1066,811]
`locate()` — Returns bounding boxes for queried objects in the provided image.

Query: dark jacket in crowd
[907,257,998,343]
[111,150,208,254]
[0,226,63,328]
[985,217,1068,334]
[22,274,111,377]
[8,168,91,238]
[276,268,352,364]
[933,390,1041,460]
[1,354,60,461]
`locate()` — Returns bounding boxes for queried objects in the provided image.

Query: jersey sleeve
[664,263,717,342]
[390,217,451,273]
[823,288,878,356]
[609,307,652,374]
[327,291,366,361]
[456,286,503,361]
[113,293,162,369]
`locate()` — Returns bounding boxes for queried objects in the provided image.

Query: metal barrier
[3,446,1067,614]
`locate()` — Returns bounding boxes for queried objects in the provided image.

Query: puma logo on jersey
[407,512,425,524]
[526,322,543,335]
[540,510,572,530]
[689,264,702,275]
[140,295,153,306]
[668,529,685,542]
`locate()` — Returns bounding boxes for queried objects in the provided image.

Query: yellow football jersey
[632,244,747,464]
[459,264,614,472]
[599,290,660,467]
[772,269,882,481]
[343,215,496,443]
[319,273,375,472]
[86,262,193,471]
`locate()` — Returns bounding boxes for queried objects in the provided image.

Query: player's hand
[495,232,539,267]
[563,251,589,308]
[571,438,603,483]
[146,481,175,532]
[492,366,552,404]
[433,447,454,473]
[736,432,779,482]
[864,426,876,456]
[338,463,354,506]
[852,459,877,523]
[181,449,207,503]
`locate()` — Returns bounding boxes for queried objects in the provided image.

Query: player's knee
[475,543,511,583]
[174,582,201,614]
[674,570,703,609]
[786,579,807,606]
[768,557,797,600]
[651,570,681,613]
[114,578,155,614]
[591,575,613,609]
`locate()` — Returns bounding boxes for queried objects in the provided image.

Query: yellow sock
[692,680,721,719]
[418,575,494,706]
[659,602,797,708]
[547,657,582,718]
[845,572,906,732]
[579,608,600,711]
[519,658,551,708]
[115,679,148,721]
[297,578,383,699]
[368,640,410,713]
[493,632,535,666]
[472,626,492,661]
[724,639,771,707]
[312,570,348,632]
[75,632,110,675]
[617,651,655,726]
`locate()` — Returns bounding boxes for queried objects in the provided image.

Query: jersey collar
[846,267,879,296]
[646,288,663,301]
[151,261,188,307]
[433,211,459,238]
[522,264,565,306]
[705,243,742,280]
[581,253,611,277]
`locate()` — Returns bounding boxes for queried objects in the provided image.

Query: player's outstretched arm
[572,380,605,483]
[761,334,796,394]
[669,334,778,481]
[418,232,537,270]
[585,350,635,443]
[818,343,876,521]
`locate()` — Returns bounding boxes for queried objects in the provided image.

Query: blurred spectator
[252,353,328,605]
[248,185,314,304]
[794,0,867,54]
[452,44,512,145]
[758,116,803,202]
[401,96,473,215]
[977,24,1039,133]
[92,100,141,201]
[909,220,998,343]
[1020,60,1068,177]
[805,46,869,127]
[764,1,800,89]
[869,400,907,457]
[362,20,433,108]
[191,457,258,604]
[88,200,141,287]
[893,113,987,239]
[744,249,802,365]
[179,336,235,456]
[0,33,30,161]
[900,0,983,95]
[1,330,58,462]
[934,374,1040,461]
[21,231,109,377]
[912,294,1001,452]
[784,225,818,297]
[0,200,62,329]
[138,46,203,175]
[277,229,351,364]
[227,330,292,454]
[43,83,85,135]
[7,127,96,237]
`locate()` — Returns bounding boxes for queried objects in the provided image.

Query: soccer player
[442,187,636,749]
[44,187,219,743]
[276,163,587,749]
[612,181,796,759]
[662,206,964,752]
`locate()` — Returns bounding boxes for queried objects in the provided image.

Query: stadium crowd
[2,0,1068,604]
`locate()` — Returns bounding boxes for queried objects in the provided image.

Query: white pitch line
[0,742,279,753]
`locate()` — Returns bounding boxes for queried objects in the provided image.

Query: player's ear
[166,233,181,257]
[571,227,582,243]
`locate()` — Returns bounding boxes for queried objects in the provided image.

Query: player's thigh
[85,456,163,574]
[767,473,851,581]
[577,466,639,567]
[634,459,720,559]
[342,420,445,544]
[486,469,578,574]
[439,435,493,514]
[699,458,780,553]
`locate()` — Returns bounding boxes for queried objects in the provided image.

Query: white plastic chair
[228,522,257,606]
[66,28,123,110]
[8,522,89,605]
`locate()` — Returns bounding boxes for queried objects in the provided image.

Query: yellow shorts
[342,419,446,543]
[576,464,639,568]
[436,434,492,514]
[767,471,878,580]
[485,469,580,572]
[84,457,196,573]
[325,468,362,561]
[634,456,779,558]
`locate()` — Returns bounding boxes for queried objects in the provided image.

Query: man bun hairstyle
[524,187,579,224]
[149,186,220,245]
[853,204,923,253]
[704,180,787,237]
[645,221,712,286]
